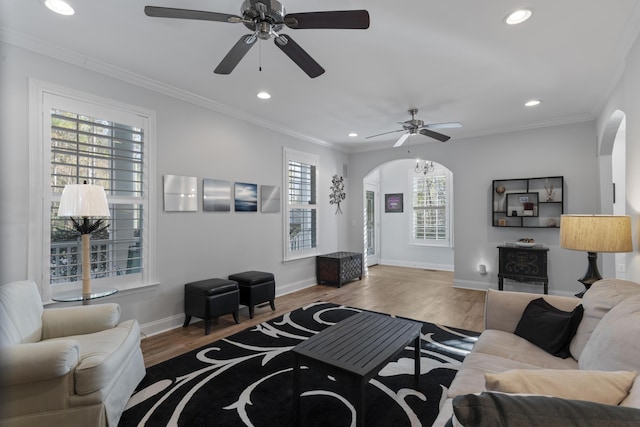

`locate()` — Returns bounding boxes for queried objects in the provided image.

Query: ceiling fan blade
[284,10,370,29]
[393,133,411,147]
[419,128,451,142]
[144,6,242,23]
[425,122,463,129]
[214,34,257,75]
[274,35,325,78]
[365,129,404,139]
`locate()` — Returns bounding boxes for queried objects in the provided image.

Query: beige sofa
[432,279,640,426]
[0,280,146,427]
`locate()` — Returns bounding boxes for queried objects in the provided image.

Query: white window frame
[409,164,453,248]
[283,148,319,261]
[28,80,157,301]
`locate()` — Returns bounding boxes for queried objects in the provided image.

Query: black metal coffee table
[292,311,422,427]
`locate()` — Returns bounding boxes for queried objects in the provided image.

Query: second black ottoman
[228,271,276,319]
[184,278,240,335]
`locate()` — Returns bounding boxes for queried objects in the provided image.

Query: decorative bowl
[515,242,536,247]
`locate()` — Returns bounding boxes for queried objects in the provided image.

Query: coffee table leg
[293,354,300,426]
[356,377,365,427]
[414,336,420,387]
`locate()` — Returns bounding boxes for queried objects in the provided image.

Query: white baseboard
[139,313,186,338]
[452,279,490,291]
[453,278,577,297]
[275,277,317,297]
[138,277,317,338]
[380,259,454,272]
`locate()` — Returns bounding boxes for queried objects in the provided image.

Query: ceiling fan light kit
[366,108,462,147]
[144,0,370,78]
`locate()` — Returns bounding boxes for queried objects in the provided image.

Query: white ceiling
[2,0,640,152]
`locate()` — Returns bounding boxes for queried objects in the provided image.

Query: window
[29,81,156,300]
[49,110,144,283]
[284,148,318,260]
[411,164,453,246]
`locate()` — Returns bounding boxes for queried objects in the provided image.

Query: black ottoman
[184,278,240,335]
[228,271,276,319]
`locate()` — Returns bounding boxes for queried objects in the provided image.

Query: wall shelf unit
[492,176,564,228]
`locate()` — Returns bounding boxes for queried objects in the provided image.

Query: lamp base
[575,251,602,298]
[82,234,92,305]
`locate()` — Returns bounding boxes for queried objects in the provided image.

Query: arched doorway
[362,158,454,274]
[599,110,626,277]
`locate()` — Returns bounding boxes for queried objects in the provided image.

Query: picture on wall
[163,175,197,212]
[234,182,258,212]
[385,193,403,213]
[203,179,231,212]
[261,185,281,213]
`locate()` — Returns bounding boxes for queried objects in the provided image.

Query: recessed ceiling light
[44,0,75,16]
[348,132,358,137]
[525,99,541,107]
[257,91,271,99]
[505,9,532,25]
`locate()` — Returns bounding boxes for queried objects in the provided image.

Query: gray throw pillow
[451,392,640,427]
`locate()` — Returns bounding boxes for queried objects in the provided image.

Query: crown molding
[0,27,340,151]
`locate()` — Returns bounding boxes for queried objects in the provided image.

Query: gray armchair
[0,280,145,426]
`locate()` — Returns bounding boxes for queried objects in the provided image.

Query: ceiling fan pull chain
[259,41,262,71]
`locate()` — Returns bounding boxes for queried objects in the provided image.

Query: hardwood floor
[140,265,486,367]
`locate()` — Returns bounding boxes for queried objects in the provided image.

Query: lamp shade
[57,184,111,218]
[560,214,632,253]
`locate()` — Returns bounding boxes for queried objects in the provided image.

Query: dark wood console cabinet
[498,245,549,294]
[316,252,363,287]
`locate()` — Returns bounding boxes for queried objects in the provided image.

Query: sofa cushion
[471,330,579,369]
[579,294,640,373]
[51,319,141,395]
[450,392,640,427]
[448,351,566,398]
[570,279,640,360]
[485,369,637,405]
[514,298,583,358]
[621,375,640,408]
[0,280,44,345]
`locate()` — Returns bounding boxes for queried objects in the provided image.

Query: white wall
[3,28,639,332]
[376,159,454,270]
[0,42,351,333]
[596,33,640,283]
[348,121,600,296]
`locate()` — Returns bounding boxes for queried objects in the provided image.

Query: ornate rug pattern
[119,302,478,426]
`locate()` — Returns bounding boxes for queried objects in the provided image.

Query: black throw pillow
[451,392,640,427]
[514,298,583,358]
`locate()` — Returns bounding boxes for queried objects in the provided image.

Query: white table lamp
[57,183,111,300]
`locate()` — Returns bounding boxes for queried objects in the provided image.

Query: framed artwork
[163,175,197,212]
[203,179,231,212]
[385,193,403,213]
[234,182,258,212]
[261,185,280,213]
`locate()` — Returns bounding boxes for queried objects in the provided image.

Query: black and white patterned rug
[119,302,478,427]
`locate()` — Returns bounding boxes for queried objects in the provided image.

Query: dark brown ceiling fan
[144,0,369,78]
[366,109,462,147]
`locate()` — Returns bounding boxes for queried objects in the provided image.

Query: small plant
[329,174,346,214]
